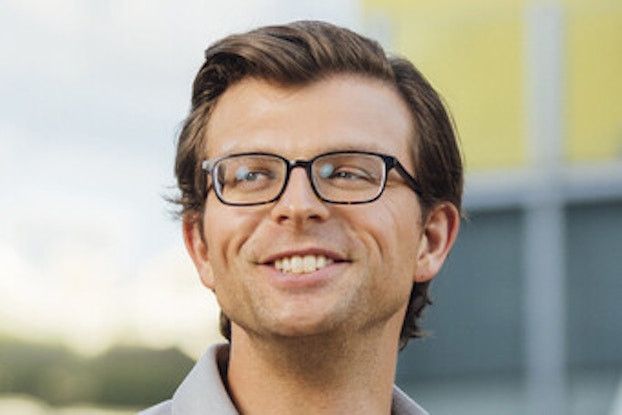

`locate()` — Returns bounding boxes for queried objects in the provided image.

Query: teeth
[274,255,334,274]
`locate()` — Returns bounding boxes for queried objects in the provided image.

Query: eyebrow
[212,142,390,159]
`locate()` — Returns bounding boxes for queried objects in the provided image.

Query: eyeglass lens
[212,153,387,205]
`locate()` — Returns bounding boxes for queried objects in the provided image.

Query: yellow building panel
[365,0,523,12]
[363,0,622,169]
[566,7,622,162]
[364,4,526,170]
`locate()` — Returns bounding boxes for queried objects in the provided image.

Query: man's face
[186,75,434,341]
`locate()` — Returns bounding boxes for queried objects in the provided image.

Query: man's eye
[235,166,272,182]
[331,170,368,180]
[321,164,372,181]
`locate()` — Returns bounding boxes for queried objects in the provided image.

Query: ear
[182,214,216,290]
[414,203,460,283]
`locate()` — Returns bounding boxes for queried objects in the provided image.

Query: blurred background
[1,0,620,414]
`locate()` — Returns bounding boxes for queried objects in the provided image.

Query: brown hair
[173,20,463,349]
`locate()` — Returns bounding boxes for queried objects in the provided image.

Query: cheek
[203,205,264,270]
[358,198,422,277]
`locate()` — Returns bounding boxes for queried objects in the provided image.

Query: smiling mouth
[274,254,335,274]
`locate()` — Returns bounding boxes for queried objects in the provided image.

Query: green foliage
[0,338,194,408]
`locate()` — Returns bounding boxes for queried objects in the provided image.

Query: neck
[226,320,402,415]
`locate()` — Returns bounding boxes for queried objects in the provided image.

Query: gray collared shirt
[138,344,428,415]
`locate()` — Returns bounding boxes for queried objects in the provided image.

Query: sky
[0,0,358,357]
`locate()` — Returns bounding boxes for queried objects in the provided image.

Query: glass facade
[362,1,622,413]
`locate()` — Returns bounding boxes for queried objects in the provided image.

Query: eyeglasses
[201,150,422,206]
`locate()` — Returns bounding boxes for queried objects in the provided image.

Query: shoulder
[136,400,172,415]
[392,386,430,415]
[135,344,238,415]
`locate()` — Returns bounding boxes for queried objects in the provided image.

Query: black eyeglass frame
[201,150,423,206]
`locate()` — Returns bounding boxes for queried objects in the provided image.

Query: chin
[261,314,346,340]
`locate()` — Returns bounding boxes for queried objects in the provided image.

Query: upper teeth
[274,255,334,274]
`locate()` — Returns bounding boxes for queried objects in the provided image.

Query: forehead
[205,75,415,160]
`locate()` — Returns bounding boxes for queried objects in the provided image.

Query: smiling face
[184,75,439,342]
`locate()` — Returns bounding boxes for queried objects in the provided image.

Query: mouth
[274,254,335,275]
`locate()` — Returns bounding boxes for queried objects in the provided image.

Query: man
[141,20,461,415]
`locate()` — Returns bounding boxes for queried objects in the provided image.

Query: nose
[270,167,330,225]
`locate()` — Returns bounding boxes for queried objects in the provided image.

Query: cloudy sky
[0,0,358,357]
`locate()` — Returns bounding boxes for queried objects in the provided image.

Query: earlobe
[414,203,460,283]
[182,215,216,290]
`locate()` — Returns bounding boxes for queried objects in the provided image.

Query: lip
[258,248,349,290]
[262,260,347,290]
[261,248,348,265]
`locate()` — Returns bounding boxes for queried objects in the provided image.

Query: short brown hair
[173,20,463,349]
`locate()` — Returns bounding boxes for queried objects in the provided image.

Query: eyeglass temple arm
[393,160,423,197]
